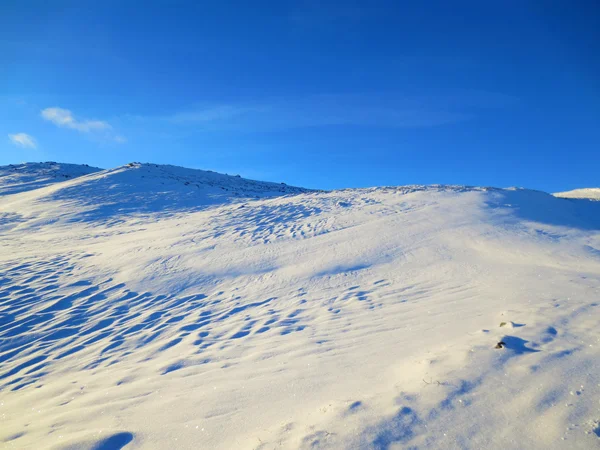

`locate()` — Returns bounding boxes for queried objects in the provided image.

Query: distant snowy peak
[0,161,102,196]
[554,188,600,200]
[0,161,310,201]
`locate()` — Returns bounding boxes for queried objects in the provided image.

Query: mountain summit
[0,162,312,226]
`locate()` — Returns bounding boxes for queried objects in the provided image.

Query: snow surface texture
[1,163,599,449]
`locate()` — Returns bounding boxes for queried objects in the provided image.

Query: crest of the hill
[0,162,315,226]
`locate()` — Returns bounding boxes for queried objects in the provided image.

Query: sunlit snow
[1,162,599,449]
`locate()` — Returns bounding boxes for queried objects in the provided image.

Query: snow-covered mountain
[1,163,599,449]
[0,162,313,232]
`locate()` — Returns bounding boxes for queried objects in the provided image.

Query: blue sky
[1,1,599,191]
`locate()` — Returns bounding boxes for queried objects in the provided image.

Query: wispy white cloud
[40,106,126,143]
[41,107,111,132]
[8,133,37,149]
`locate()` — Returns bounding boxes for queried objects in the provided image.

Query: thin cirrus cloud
[8,133,37,149]
[289,1,368,30]
[162,91,517,132]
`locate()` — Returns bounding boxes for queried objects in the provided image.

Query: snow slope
[1,165,599,449]
[554,188,600,200]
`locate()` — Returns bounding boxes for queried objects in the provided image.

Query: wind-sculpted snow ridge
[0,162,102,196]
[0,166,599,449]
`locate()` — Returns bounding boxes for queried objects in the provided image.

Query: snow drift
[0,163,599,449]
